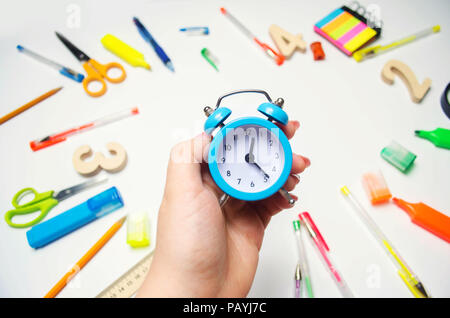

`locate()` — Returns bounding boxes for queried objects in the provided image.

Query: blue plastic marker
[17,45,84,82]
[26,187,124,249]
[133,17,175,72]
[179,26,210,35]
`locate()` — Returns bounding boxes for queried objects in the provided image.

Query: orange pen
[220,7,285,65]
[44,216,126,298]
[393,198,450,243]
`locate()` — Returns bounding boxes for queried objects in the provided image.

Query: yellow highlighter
[353,25,440,62]
[101,34,151,70]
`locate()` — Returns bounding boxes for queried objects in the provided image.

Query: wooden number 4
[269,24,306,58]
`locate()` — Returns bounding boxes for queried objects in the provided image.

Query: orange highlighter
[393,198,450,243]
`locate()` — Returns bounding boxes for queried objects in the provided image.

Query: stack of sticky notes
[314,6,381,56]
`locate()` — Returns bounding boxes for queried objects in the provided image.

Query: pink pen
[299,212,354,298]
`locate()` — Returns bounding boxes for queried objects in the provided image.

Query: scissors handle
[5,188,58,228]
[82,62,107,97]
[81,60,126,97]
[90,59,126,83]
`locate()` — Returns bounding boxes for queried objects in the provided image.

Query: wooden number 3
[73,142,127,176]
[381,59,432,103]
[269,24,306,58]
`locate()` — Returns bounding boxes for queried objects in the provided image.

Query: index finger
[276,120,300,140]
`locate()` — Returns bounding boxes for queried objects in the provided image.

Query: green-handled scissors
[4,177,107,228]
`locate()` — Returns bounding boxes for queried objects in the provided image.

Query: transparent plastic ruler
[96,252,154,298]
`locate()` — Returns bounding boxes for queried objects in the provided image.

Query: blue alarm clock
[203,89,294,204]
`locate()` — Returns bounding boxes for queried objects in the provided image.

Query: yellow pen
[353,25,440,62]
[340,186,430,298]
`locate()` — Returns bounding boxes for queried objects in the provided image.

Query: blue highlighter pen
[26,187,124,249]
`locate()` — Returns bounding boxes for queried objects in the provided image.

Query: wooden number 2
[269,24,306,58]
[73,142,127,176]
[381,59,432,103]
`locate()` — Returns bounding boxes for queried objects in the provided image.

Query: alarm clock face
[209,117,292,201]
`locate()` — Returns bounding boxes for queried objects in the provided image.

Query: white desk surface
[0,0,449,298]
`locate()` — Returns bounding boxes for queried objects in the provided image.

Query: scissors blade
[54,177,108,201]
[55,31,90,62]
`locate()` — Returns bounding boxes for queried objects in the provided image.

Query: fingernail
[302,156,311,167]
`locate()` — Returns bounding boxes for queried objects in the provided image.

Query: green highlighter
[415,128,450,149]
[381,141,416,173]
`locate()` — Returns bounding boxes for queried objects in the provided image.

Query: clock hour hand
[245,153,270,179]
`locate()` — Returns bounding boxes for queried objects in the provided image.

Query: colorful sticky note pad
[314,5,381,56]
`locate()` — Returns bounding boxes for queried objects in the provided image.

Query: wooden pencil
[44,215,126,298]
[0,86,63,125]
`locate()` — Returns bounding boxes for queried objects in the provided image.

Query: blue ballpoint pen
[133,17,175,72]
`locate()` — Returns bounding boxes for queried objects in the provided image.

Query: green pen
[201,48,219,71]
[415,128,450,150]
[293,220,314,298]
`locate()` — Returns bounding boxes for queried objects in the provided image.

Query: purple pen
[295,263,301,298]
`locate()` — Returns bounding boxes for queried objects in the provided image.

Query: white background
[0,0,449,298]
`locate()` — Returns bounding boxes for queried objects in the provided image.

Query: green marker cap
[381,141,416,173]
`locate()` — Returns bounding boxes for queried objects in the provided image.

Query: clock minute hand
[249,137,255,158]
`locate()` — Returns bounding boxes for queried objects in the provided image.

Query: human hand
[138,120,310,297]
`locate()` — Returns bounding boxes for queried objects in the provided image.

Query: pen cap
[381,141,416,173]
[26,187,124,249]
[362,171,392,205]
[87,186,124,218]
[298,212,329,251]
[292,219,301,231]
[127,211,150,248]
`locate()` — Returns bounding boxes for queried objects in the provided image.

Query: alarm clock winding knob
[274,98,284,108]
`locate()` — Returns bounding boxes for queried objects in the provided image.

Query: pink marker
[299,212,354,298]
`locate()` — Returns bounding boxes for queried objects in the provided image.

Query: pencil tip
[118,215,127,225]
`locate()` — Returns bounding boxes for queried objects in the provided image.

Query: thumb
[166,132,211,186]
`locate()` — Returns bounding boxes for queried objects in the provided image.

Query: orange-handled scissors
[56,32,126,97]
